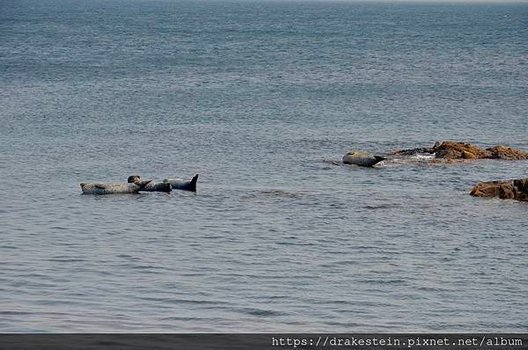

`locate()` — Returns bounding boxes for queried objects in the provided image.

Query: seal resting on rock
[342,151,386,167]
[127,176,172,193]
[80,177,152,195]
[163,174,199,192]
[470,178,528,201]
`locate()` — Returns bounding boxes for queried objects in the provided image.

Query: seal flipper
[95,184,106,190]
[189,174,198,192]
[374,156,386,165]
[137,179,152,190]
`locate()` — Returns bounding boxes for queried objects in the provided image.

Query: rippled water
[1,0,527,332]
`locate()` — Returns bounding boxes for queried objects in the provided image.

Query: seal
[80,177,152,195]
[163,174,198,192]
[127,175,172,193]
[342,151,386,167]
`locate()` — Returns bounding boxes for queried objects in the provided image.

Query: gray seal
[127,176,172,193]
[80,177,152,195]
[342,151,386,167]
[163,174,198,192]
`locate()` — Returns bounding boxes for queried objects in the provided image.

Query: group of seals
[126,175,198,192]
[80,142,526,201]
[80,174,198,195]
[126,176,171,193]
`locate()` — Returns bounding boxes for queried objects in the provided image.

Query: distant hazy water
[1,0,527,332]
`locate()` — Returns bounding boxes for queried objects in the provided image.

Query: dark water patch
[236,307,285,317]
[116,254,137,260]
[159,316,213,322]
[48,257,86,263]
[249,295,293,301]
[241,189,315,201]
[49,226,69,231]
[136,296,231,306]
[276,241,315,246]
[356,278,408,285]
[321,159,342,167]
[363,203,402,210]
[129,265,166,273]
[0,245,19,250]
[0,311,34,316]
[319,260,359,268]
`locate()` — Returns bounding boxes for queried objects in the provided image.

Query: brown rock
[513,178,528,192]
[470,178,528,202]
[432,141,492,159]
[513,179,528,201]
[392,141,528,162]
[462,150,477,159]
[470,181,504,197]
[498,183,516,199]
[486,145,528,160]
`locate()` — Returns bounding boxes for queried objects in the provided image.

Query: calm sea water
[1,0,527,332]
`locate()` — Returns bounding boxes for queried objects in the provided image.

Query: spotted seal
[80,177,152,195]
[342,151,386,167]
[163,174,198,192]
[127,175,172,193]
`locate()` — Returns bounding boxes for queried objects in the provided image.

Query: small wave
[322,159,342,166]
[49,226,68,231]
[388,153,434,162]
[410,153,436,160]
[237,307,284,317]
[48,257,86,263]
[241,189,313,201]
[0,311,33,316]
[364,203,401,210]
[261,189,312,198]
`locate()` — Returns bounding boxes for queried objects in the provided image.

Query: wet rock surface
[391,141,528,161]
[470,178,528,201]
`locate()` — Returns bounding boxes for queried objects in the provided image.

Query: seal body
[142,182,172,192]
[342,151,386,167]
[81,177,152,195]
[163,174,198,192]
[80,183,141,195]
[127,176,172,193]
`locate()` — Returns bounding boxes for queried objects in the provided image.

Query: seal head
[127,175,153,189]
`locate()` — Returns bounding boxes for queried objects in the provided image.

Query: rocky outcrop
[433,141,492,159]
[392,141,528,161]
[470,178,528,201]
[487,145,528,160]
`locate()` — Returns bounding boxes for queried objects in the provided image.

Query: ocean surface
[1,0,527,332]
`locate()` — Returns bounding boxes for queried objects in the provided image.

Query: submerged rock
[470,178,528,201]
